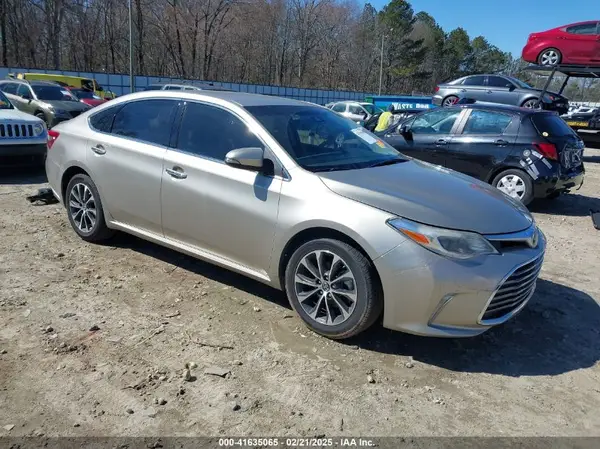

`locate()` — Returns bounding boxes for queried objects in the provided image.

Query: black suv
[377,103,585,206]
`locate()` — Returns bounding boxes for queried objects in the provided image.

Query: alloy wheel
[496,175,526,200]
[540,50,560,66]
[69,183,97,233]
[522,99,541,109]
[443,97,458,107]
[294,250,358,326]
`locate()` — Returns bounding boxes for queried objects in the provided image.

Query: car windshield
[0,91,14,109]
[246,105,406,172]
[71,89,96,99]
[361,104,382,115]
[531,114,577,137]
[511,78,534,89]
[32,85,77,101]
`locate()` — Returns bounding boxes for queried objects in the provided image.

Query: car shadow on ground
[350,278,600,377]
[0,166,47,185]
[107,234,598,377]
[106,233,291,310]
[530,193,600,217]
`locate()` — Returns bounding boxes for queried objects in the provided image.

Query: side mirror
[225,147,264,170]
[21,92,32,100]
[508,84,516,91]
[399,124,413,140]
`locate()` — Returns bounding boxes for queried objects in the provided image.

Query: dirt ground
[1,147,600,439]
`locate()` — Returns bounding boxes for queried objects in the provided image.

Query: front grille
[481,255,543,322]
[0,123,35,138]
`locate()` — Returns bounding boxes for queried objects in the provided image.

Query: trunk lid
[530,113,584,171]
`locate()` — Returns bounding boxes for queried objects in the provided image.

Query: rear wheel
[65,174,114,242]
[492,169,534,206]
[442,95,459,107]
[284,239,382,340]
[537,48,562,66]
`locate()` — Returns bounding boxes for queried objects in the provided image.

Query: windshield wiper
[368,158,407,168]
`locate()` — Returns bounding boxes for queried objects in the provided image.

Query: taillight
[533,142,558,160]
[47,130,60,149]
[434,86,440,93]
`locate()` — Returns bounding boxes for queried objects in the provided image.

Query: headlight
[33,123,45,135]
[387,217,499,260]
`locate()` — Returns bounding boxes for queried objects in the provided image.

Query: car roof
[120,90,313,107]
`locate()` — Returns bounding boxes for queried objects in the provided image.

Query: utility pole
[378,33,384,96]
[128,0,134,93]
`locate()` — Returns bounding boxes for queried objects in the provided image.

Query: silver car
[328,101,382,123]
[46,91,546,339]
[433,74,569,115]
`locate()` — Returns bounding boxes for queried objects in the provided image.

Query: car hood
[43,100,90,111]
[318,160,533,235]
[0,108,44,123]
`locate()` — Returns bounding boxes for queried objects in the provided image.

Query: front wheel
[492,169,534,206]
[284,239,382,340]
[35,112,51,128]
[521,99,542,109]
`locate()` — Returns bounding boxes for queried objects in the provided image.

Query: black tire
[35,112,50,128]
[491,168,534,206]
[284,238,382,340]
[442,95,459,107]
[65,174,114,242]
[537,48,562,66]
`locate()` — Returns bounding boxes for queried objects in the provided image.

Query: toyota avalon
[45,91,546,339]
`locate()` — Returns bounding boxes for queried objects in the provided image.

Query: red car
[65,87,108,108]
[522,20,600,66]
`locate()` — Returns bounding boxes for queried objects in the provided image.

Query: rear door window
[112,99,178,146]
[565,22,598,35]
[462,76,486,86]
[89,105,123,133]
[462,110,513,134]
[487,76,513,89]
[531,114,577,137]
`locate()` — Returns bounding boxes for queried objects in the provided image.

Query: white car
[327,101,383,123]
[0,90,47,166]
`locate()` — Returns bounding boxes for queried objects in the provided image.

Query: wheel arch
[485,164,530,184]
[61,165,91,203]
[277,226,383,298]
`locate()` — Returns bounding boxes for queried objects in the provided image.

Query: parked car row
[46,90,546,341]
[0,79,92,128]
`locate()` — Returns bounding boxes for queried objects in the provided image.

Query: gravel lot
[1,147,600,438]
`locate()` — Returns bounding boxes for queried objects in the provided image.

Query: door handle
[487,90,493,94]
[460,89,467,93]
[166,167,187,179]
[91,144,106,155]
[435,139,448,146]
[495,139,509,146]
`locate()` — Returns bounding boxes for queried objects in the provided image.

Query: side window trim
[171,99,287,179]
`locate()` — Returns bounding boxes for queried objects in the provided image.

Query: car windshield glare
[511,78,533,89]
[32,85,77,101]
[246,105,406,172]
[0,91,13,109]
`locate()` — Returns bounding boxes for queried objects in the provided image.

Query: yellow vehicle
[9,73,115,99]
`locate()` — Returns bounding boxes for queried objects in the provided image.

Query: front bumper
[374,229,546,337]
[0,143,47,166]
